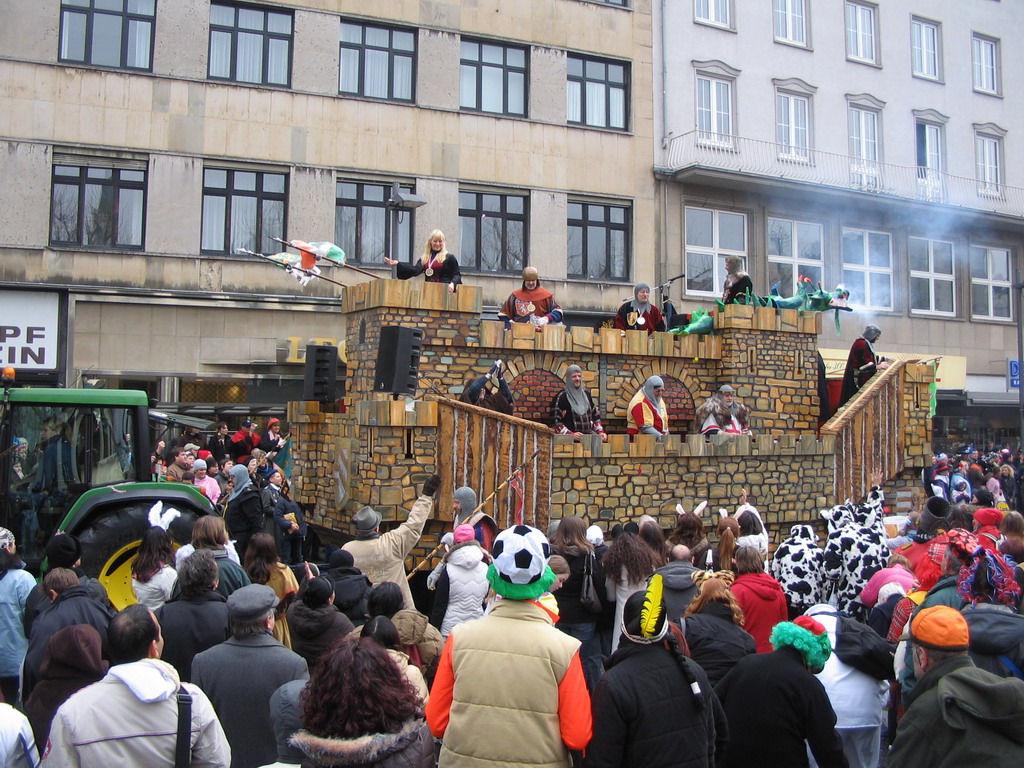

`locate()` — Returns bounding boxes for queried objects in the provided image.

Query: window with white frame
[776,91,810,159]
[842,228,892,310]
[848,104,880,188]
[845,2,877,64]
[975,132,1003,194]
[773,0,807,46]
[684,207,746,297]
[972,34,1000,95]
[59,0,155,71]
[695,0,730,28]
[915,120,943,186]
[767,218,822,298]
[909,237,955,316]
[911,18,940,80]
[696,74,733,145]
[209,3,292,87]
[970,245,1012,321]
[339,21,415,102]
[566,55,628,131]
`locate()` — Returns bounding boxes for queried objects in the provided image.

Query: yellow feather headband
[621,573,669,644]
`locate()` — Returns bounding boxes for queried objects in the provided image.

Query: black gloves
[422,474,442,497]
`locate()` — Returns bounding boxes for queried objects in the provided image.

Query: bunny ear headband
[147,500,181,531]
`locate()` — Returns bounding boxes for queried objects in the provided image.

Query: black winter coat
[155,590,230,682]
[584,640,728,768]
[23,586,116,698]
[715,646,847,768]
[684,603,757,687]
[329,566,373,627]
[553,547,604,625]
[224,485,264,555]
[287,600,355,669]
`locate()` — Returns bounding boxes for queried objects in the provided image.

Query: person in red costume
[613,282,664,333]
[730,546,788,653]
[839,324,891,407]
[498,266,563,329]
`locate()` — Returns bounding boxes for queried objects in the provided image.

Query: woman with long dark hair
[131,526,177,609]
[603,531,662,652]
[669,509,712,569]
[349,581,443,683]
[292,637,434,768]
[683,575,756,686]
[244,533,299,649]
[287,575,354,669]
[550,515,603,691]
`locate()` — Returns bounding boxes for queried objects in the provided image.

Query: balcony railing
[663,131,1024,218]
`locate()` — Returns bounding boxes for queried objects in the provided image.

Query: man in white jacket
[42,605,230,767]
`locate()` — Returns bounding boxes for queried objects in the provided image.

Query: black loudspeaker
[303,344,338,403]
[374,326,422,396]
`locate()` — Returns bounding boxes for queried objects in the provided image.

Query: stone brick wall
[509,368,564,421]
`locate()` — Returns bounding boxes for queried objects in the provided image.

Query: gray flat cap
[719,384,736,393]
[226,584,277,619]
[352,505,382,534]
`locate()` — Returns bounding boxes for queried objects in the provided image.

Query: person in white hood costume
[42,604,230,767]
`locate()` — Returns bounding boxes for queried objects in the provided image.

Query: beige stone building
[0,0,654,416]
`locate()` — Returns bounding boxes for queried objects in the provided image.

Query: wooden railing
[435,398,553,530]
[820,360,909,504]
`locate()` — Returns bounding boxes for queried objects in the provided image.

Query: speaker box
[374,326,422,396]
[302,344,338,403]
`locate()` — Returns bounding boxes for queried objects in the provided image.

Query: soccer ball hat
[487,524,557,600]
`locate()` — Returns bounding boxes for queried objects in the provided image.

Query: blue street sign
[1011,359,1021,389]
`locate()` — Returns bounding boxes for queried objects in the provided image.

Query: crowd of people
[5,462,1024,767]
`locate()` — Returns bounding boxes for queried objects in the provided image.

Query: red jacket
[731,572,789,653]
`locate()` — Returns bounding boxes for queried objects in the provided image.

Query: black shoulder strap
[176,684,192,768]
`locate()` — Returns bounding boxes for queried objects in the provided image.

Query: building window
[50,161,146,248]
[59,0,155,70]
[684,207,746,297]
[845,2,877,64]
[975,132,1003,195]
[767,218,822,298]
[201,168,286,255]
[567,55,628,131]
[773,0,807,46]
[335,181,413,264]
[339,21,415,102]
[842,228,892,310]
[695,0,730,28]
[459,191,527,273]
[592,0,628,5]
[460,40,526,116]
[911,18,940,80]
[696,74,733,146]
[970,246,1012,321]
[567,201,630,280]
[209,3,292,87]
[909,237,955,316]
[915,120,943,192]
[776,91,810,159]
[848,105,880,188]
[972,34,1000,95]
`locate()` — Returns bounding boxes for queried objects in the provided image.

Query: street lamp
[1015,268,1024,450]
[386,183,427,278]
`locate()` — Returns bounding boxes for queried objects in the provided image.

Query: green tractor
[0,382,214,608]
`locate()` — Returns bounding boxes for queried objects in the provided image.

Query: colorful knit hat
[771,615,832,673]
[487,525,556,600]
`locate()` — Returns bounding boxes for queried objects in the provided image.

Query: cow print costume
[820,485,890,617]
[770,524,823,616]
